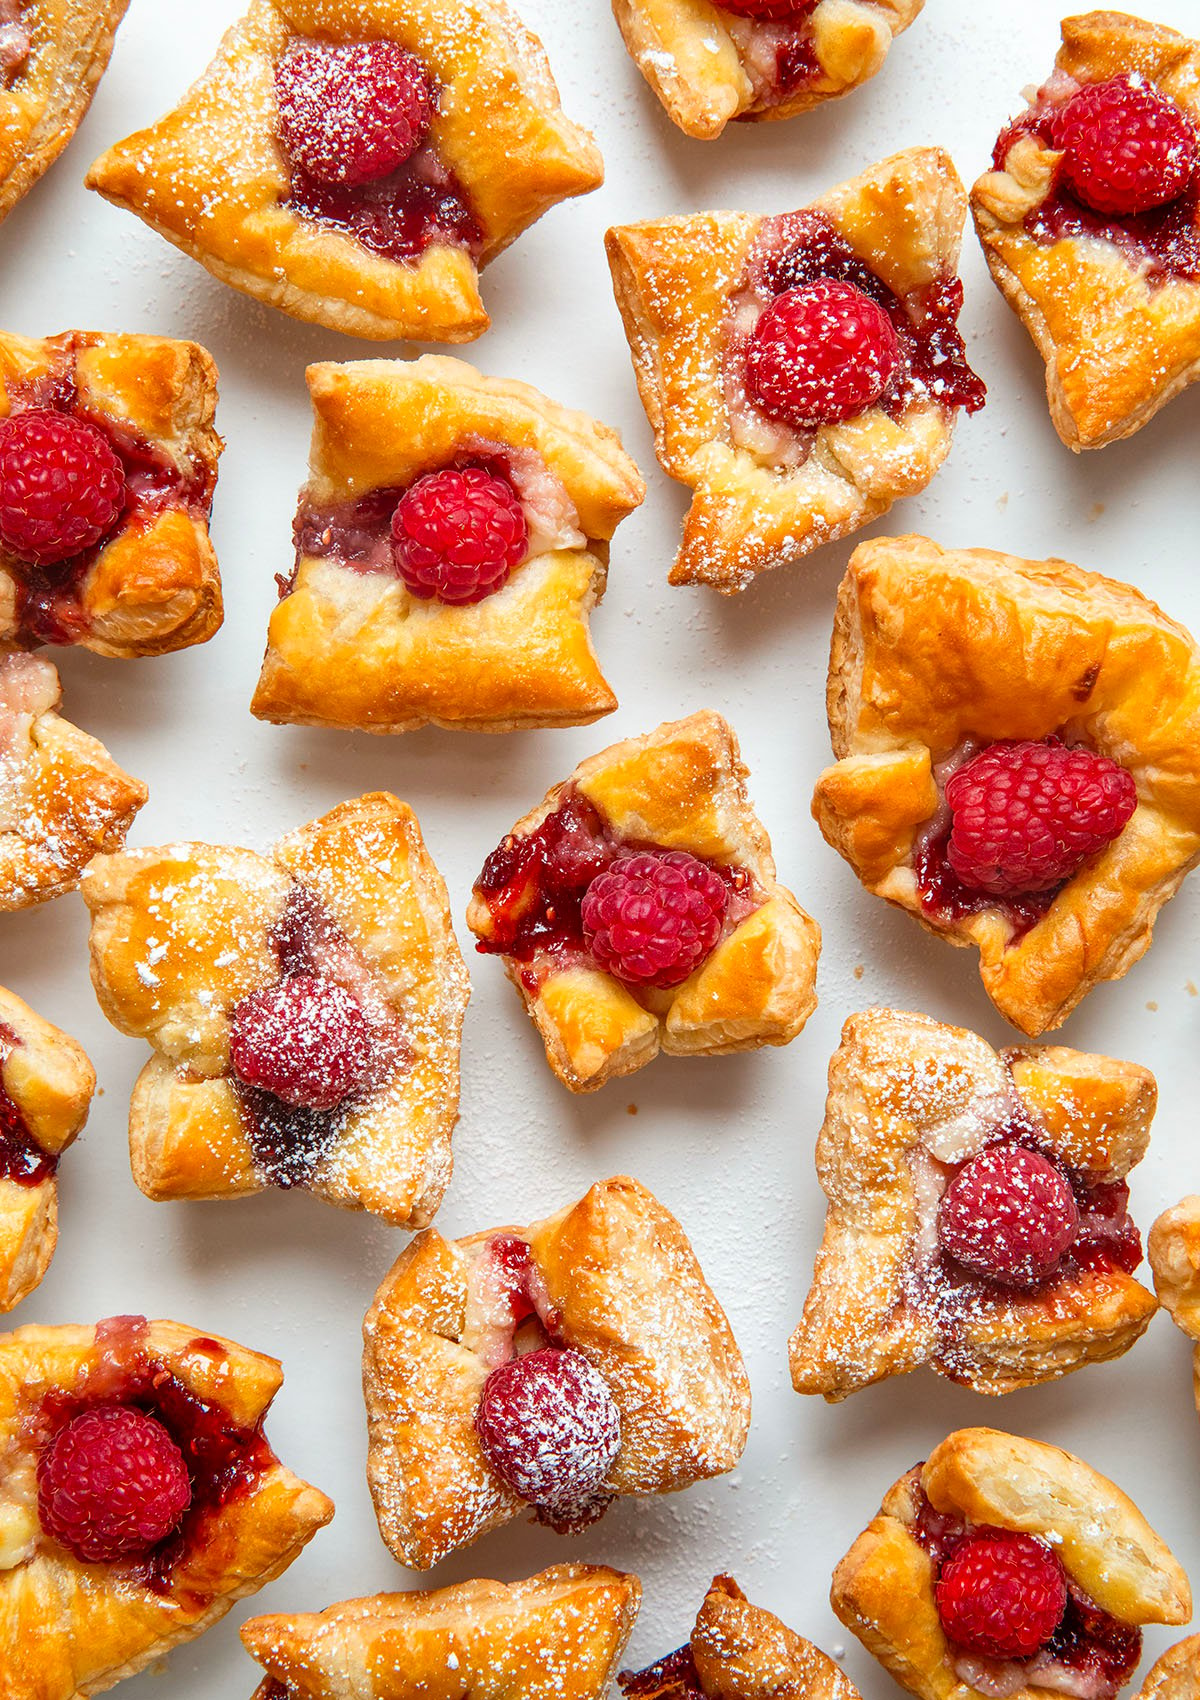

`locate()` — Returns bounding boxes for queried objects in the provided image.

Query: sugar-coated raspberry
[937,1529,1067,1659]
[582,851,728,988]
[391,467,529,605]
[0,409,125,565]
[746,280,900,428]
[1051,74,1198,216]
[715,0,816,16]
[945,740,1137,897]
[275,40,434,187]
[938,1144,1079,1287]
[229,974,377,1112]
[474,1346,620,1516]
[37,1404,192,1563]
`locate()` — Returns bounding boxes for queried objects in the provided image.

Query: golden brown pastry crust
[251,355,643,733]
[831,1427,1192,1700]
[1149,1195,1200,1414]
[675,1574,862,1700]
[81,791,469,1225]
[605,148,970,593]
[466,710,820,1091]
[812,534,1200,1035]
[971,12,1200,450]
[85,0,603,343]
[241,1563,641,1700]
[362,1174,751,1570]
[1136,1638,1200,1700]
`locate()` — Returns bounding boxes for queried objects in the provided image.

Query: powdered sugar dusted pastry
[1136,1638,1200,1700]
[86,0,604,343]
[813,535,1200,1036]
[606,148,983,594]
[467,710,820,1092]
[242,1563,641,1700]
[613,0,923,141]
[790,1008,1157,1401]
[251,356,643,734]
[363,1174,751,1570]
[1149,1195,1200,1414]
[832,1427,1191,1700]
[972,13,1200,450]
[81,792,468,1225]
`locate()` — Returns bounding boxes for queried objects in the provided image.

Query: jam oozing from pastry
[0,0,30,84]
[0,1027,55,1186]
[619,1646,707,1700]
[714,3,822,111]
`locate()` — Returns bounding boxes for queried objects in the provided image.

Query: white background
[3,0,1200,1693]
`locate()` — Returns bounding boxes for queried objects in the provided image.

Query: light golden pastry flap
[1136,1638,1200,1700]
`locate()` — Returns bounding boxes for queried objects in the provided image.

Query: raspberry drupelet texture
[745,280,901,428]
[937,1143,1080,1288]
[936,1529,1068,1659]
[275,40,434,187]
[582,851,729,988]
[229,973,378,1112]
[37,1404,193,1564]
[0,409,126,565]
[1051,74,1198,218]
[391,467,529,605]
[474,1346,620,1519]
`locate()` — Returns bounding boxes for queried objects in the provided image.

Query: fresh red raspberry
[275,40,434,187]
[391,467,528,605]
[0,409,125,565]
[716,0,816,16]
[487,1233,536,1326]
[582,851,728,988]
[746,280,900,428]
[37,1405,192,1563]
[936,1529,1067,1659]
[1051,74,1198,216]
[944,740,1137,897]
[474,1346,620,1517]
[938,1144,1079,1287]
[229,974,377,1112]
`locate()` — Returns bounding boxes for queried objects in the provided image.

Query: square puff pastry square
[812,534,1200,1036]
[81,791,469,1226]
[831,1427,1192,1700]
[0,329,223,657]
[85,0,604,343]
[613,0,923,141]
[362,1174,751,1570]
[789,1007,1158,1402]
[467,710,820,1092]
[1136,1639,1200,1700]
[606,147,973,594]
[1148,1195,1200,1413]
[241,1563,641,1700]
[972,12,1200,450]
[251,355,643,734]
[0,1,128,225]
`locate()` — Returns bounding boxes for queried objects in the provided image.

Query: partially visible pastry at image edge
[1135,1638,1200,1700]
[1149,1195,1200,1413]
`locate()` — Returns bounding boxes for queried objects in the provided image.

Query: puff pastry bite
[832,1427,1191,1700]
[1148,1195,1200,1414]
[251,356,643,734]
[972,13,1200,450]
[613,0,923,141]
[606,147,984,594]
[0,1312,333,1700]
[362,1174,751,1569]
[813,534,1200,1036]
[467,710,820,1092]
[86,0,603,344]
[1135,1639,1200,1700]
[241,1563,641,1700]
[81,791,469,1225]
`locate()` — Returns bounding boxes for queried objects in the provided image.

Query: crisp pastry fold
[1149,1196,1200,1415]
[1136,1639,1200,1700]
[251,355,643,734]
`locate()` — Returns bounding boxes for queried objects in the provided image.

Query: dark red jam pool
[619,1645,706,1700]
[287,147,483,266]
[0,1026,55,1186]
[913,819,1055,942]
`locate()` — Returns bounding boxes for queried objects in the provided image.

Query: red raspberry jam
[0,1028,55,1186]
[619,1646,707,1700]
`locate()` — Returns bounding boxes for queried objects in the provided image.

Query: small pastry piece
[832,1427,1191,1700]
[251,356,643,734]
[362,1174,751,1569]
[0,1313,333,1700]
[789,1008,1158,1401]
[972,13,1200,450]
[1149,1195,1200,1413]
[613,0,923,141]
[813,534,1200,1036]
[1136,1638,1200,1700]
[81,791,469,1224]
[606,148,984,594]
[467,710,820,1092]
[241,1563,640,1700]
[86,0,603,343]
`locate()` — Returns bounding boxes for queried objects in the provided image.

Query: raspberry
[487,1234,536,1326]
[37,1405,192,1563]
[1051,75,1198,216]
[716,0,816,16]
[582,851,728,988]
[391,467,528,605]
[746,280,900,428]
[0,409,125,565]
[275,40,434,187]
[229,974,377,1112]
[474,1346,620,1517]
[945,740,1137,897]
[938,1144,1079,1287]
[936,1529,1067,1659]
